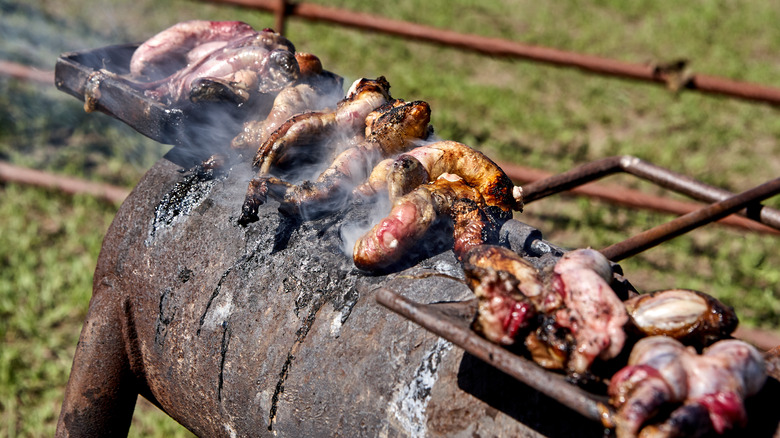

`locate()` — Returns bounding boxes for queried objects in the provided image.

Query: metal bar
[522,157,626,203]
[0,59,54,84]
[600,177,780,261]
[374,287,613,425]
[274,0,288,36]
[204,0,780,106]
[499,161,778,234]
[0,161,129,204]
[521,155,780,231]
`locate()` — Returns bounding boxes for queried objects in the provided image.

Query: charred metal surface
[148,168,225,243]
[60,156,595,437]
[56,157,780,437]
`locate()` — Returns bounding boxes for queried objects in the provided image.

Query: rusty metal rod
[498,161,778,234]
[205,0,780,106]
[374,287,612,424]
[521,155,780,232]
[0,59,54,84]
[600,177,780,261]
[273,0,288,36]
[0,161,130,204]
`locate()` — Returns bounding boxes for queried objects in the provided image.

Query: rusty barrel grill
[54,43,780,437]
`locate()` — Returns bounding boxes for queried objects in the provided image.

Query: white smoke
[336,134,442,258]
[338,191,392,258]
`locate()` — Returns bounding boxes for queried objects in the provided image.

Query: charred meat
[230,81,344,153]
[384,141,523,213]
[464,247,629,378]
[463,245,634,375]
[273,99,432,217]
[462,245,544,346]
[238,91,432,223]
[353,174,490,271]
[466,265,537,346]
[463,245,546,311]
[251,77,393,174]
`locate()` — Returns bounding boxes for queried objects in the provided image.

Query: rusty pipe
[273,0,288,36]
[0,59,54,84]
[521,155,780,232]
[0,161,129,204]
[600,177,780,261]
[498,161,778,234]
[204,0,780,106]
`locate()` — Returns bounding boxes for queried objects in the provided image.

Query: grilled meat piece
[524,316,574,370]
[551,249,628,376]
[462,245,544,346]
[391,141,523,212]
[230,81,344,153]
[239,98,431,222]
[624,289,738,347]
[353,175,486,271]
[609,336,766,438]
[357,142,520,211]
[463,245,546,309]
[451,198,499,259]
[608,337,690,438]
[352,180,437,271]
[363,100,434,156]
[464,265,537,346]
[129,20,263,80]
[353,157,394,198]
[126,22,299,104]
[464,247,627,376]
[278,99,432,216]
[252,77,392,174]
[384,154,435,203]
[294,52,323,76]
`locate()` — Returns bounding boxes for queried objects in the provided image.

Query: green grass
[2,0,780,435]
[0,185,108,437]
[0,184,194,437]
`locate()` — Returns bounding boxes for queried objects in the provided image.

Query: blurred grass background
[2,0,779,435]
